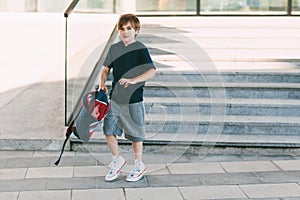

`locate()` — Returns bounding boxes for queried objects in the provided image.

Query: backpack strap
[54,126,74,166]
[54,113,77,166]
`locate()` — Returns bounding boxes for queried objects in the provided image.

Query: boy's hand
[100,84,108,93]
[119,78,136,88]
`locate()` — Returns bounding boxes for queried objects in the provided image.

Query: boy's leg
[106,135,120,156]
[103,104,127,181]
[105,135,127,182]
[120,102,146,182]
[103,102,123,157]
[126,141,146,182]
[132,141,143,160]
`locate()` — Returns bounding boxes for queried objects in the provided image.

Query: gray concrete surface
[0,150,300,199]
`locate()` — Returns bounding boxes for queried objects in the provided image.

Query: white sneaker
[126,160,146,182]
[105,155,127,182]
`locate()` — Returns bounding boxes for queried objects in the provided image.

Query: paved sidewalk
[0,150,300,200]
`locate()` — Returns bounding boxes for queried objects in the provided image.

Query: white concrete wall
[0,13,117,93]
[0,13,65,93]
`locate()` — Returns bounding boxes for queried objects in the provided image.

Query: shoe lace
[109,160,118,171]
[130,163,142,174]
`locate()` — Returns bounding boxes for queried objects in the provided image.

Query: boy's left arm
[119,68,155,88]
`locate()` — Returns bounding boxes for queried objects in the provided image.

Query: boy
[100,13,156,182]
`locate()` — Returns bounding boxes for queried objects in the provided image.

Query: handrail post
[197,0,200,16]
[287,0,292,16]
[64,0,80,125]
[64,16,68,126]
[113,0,116,13]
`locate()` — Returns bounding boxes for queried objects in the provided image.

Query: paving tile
[0,192,18,200]
[91,152,118,166]
[126,187,183,200]
[144,164,169,175]
[0,168,27,180]
[199,172,260,185]
[240,183,300,199]
[33,151,75,157]
[220,161,280,173]
[273,160,300,171]
[74,166,108,177]
[0,151,33,158]
[5,157,52,168]
[75,151,101,157]
[224,198,281,200]
[0,179,46,192]
[123,163,169,176]
[26,166,73,179]
[96,176,148,189]
[146,174,202,187]
[241,155,295,161]
[168,162,225,174]
[18,190,71,200]
[50,155,98,166]
[256,171,300,183]
[72,189,125,200]
[190,154,242,163]
[142,153,191,164]
[179,185,246,200]
[46,177,97,190]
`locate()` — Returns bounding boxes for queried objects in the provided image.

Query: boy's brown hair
[117,13,141,32]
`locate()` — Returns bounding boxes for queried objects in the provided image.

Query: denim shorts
[103,101,146,142]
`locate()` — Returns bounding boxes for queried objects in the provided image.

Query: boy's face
[119,22,137,46]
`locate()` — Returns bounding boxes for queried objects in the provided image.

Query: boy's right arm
[100,66,110,93]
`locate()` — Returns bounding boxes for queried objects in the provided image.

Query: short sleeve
[103,46,113,69]
[138,47,156,71]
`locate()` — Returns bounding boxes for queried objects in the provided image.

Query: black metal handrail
[64,0,80,18]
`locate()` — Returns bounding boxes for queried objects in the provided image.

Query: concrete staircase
[142,71,300,147]
[71,17,300,154]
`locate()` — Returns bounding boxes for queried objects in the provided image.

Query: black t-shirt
[103,41,155,104]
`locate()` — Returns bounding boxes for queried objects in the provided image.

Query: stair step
[106,80,300,89]
[144,114,300,135]
[145,81,300,89]
[87,132,300,147]
[146,114,300,124]
[71,133,300,154]
[145,97,300,106]
[143,82,300,99]
[151,70,300,83]
[144,97,300,116]
[108,70,300,83]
